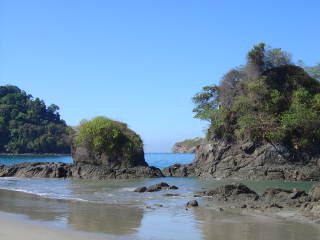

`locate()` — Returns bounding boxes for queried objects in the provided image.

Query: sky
[0,0,319,152]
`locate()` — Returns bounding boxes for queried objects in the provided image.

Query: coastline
[0,184,320,239]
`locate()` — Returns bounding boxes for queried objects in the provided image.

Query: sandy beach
[0,211,109,240]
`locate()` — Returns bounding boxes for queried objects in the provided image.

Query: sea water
[0,153,195,169]
[0,154,320,240]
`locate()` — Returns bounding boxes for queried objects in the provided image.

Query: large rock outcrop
[163,139,320,181]
[0,162,163,179]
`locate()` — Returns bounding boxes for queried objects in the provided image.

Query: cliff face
[163,139,320,181]
[171,137,203,153]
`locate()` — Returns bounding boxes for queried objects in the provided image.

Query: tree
[0,85,71,153]
[192,85,219,122]
[193,43,320,153]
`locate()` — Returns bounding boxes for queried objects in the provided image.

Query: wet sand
[1,181,320,240]
[0,212,108,240]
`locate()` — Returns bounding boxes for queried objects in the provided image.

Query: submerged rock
[187,200,199,207]
[134,182,179,193]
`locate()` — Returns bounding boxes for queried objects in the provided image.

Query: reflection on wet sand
[1,188,320,240]
[0,189,143,236]
[68,201,143,235]
[193,207,320,240]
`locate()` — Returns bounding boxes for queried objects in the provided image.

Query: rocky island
[171,137,203,153]
[0,117,162,179]
[164,43,320,181]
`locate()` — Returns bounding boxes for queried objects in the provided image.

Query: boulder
[134,182,179,193]
[186,200,199,207]
[196,183,259,202]
[134,187,147,193]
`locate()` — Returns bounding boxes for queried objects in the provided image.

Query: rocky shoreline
[164,140,320,181]
[0,162,163,179]
[189,183,320,224]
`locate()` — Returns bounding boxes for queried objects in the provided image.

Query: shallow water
[0,154,320,239]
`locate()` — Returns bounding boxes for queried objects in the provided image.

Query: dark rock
[0,162,71,178]
[262,188,308,203]
[134,186,147,193]
[146,182,170,192]
[72,144,147,169]
[241,141,255,154]
[163,139,320,181]
[71,164,163,179]
[309,184,320,202]
[197,183,259,202]
[241,204,247,208]
[169,185,179,190]
[163,193,180,197]
[268,203,283,209]
[0,162,163,179]
[187,200,198,207]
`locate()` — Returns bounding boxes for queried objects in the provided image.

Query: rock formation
[195,183,320,222]
[163,139,320,181]
[0,117,163,179]
[171,137,203,153]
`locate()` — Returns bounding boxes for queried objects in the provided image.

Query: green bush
[74,117,143,159]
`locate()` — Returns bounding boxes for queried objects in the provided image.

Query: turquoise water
[0,153,195,170]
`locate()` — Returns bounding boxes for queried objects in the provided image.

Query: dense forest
[0,85,71,154]
[193,43,320,154]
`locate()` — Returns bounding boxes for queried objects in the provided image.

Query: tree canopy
[193,43,320,153]
[0,85,71,153]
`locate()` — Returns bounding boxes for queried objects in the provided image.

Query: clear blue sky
[0,0,319,152]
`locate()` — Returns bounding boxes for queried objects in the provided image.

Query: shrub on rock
[72,117,147,169]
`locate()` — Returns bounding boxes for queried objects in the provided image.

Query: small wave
[118,187,136,192]
[0,187,90,203]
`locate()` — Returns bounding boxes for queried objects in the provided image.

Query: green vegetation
[193,43,320,153]
[175,137,202,149]
[0,85,71,153]
[172,137,203,153]
[74,116,143,159]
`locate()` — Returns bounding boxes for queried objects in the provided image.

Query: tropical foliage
[193,43,320,153]
[0,85,71,153]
